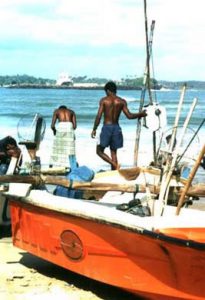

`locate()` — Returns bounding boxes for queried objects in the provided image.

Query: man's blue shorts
[99,124,123,150]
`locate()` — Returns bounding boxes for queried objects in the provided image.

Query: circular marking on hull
[60,230,84,261]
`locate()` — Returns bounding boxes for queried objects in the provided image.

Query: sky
[0,0,204,81]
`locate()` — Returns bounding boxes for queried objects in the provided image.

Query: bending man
[91,81,146,170]
[50,105,77,169]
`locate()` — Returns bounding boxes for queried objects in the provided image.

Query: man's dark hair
[59,105,67,109]
[5,136,17,147]
[104,81,117,94]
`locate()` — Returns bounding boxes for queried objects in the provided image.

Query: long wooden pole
[0,174,145,193]
[169,84,187,152]
[162,97,197,207]
[0,174,205,197]
[156,85,186,205]
[176,144,205,215]
[177,117,205,164]
[143,0,156,164]
[134,1,155,165]
[144,0,153,104]
[156,85,187,216]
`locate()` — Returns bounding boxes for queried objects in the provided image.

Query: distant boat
[159,87,172,91]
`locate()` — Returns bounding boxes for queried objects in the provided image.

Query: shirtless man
[51,105,76,135]
[91,81,146,170]
[50,105,77,169]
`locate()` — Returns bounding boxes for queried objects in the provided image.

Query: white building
[56,73,73,86]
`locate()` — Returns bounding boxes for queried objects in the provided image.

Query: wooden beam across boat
[0,174,204,198]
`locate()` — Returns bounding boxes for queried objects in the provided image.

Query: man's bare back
[55,107,74,122]
[51,105,76,135]
[92,94,145,134]
[100,95,126,124]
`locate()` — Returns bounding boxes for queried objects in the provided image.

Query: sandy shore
[0,228,142,300]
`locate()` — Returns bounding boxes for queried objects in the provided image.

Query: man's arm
[91,99,104,138]
[51,110,57,135]
[122,100,146,119]
[72,111,77,130]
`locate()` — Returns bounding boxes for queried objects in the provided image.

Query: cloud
[0,0,144,46]
[0,0,204,80]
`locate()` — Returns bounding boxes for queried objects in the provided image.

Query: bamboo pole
[0,174,205,198]
[169,84,187,152]
[156,85,187,216]
[177,118,205,164]
[134,2,155,165]
[144,0,153,104]
[176,144,205,215]
[161,97,198,209]
[0,174,144,193]
[159,97,197,215]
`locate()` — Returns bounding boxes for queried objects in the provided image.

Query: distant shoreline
[1,74,205,90]
[3,83,205,90]
[4,84,143,90]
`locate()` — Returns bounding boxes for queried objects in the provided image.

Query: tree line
[0,74,160,89]
[0,74,204,90]
[0,74,55,86]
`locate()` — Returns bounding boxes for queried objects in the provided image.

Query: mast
[134,0,155,165]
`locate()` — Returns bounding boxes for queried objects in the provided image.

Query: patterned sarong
[50,122,75,167]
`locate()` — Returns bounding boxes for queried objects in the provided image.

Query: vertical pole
[168,84,186,153]
[157,95,197,216]
[176,144,205,215]
[134,0,155,165]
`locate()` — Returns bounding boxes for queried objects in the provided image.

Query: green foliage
[0,74,55,86]
[120,77,143,87]
[119,77,160,89]
[72,76,160,89]
[0,74,204,90]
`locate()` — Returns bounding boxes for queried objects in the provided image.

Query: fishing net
[17,113,46,143]
[159,126,201,160]
[156,126,202,180]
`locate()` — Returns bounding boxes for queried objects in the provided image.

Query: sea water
[0,87,205,182]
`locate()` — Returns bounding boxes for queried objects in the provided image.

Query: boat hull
[0,194,10,226]
[9,199,205,300]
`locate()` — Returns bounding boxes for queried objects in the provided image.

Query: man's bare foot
[116,163,121,170]
[112,162,121,170]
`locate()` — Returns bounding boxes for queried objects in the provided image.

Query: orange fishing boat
[6,184,205,300]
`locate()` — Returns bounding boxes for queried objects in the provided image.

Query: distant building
[56,73,73,86]
[73,82,101,88]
